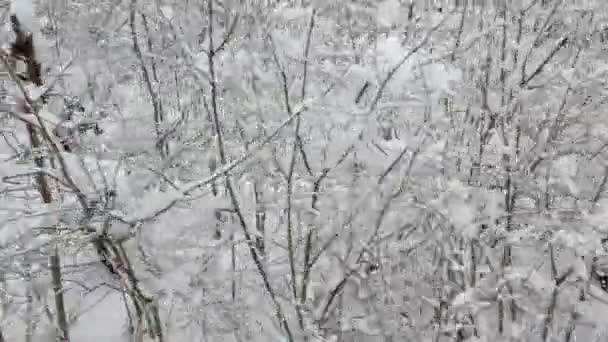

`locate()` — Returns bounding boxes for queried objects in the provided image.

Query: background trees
[1,0,608,341]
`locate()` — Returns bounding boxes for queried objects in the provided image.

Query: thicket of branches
[2,0,608,341]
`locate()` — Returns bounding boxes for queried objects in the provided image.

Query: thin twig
[206,1,294,340]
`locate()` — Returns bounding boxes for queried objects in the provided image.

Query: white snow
[11,0,35,33]
[159,6,174,20]
[375,35,463,100]
[377,0,401,28]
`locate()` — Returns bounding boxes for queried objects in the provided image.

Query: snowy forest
[2,0,608,341]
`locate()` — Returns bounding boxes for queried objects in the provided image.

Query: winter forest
[4,0,608,341]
